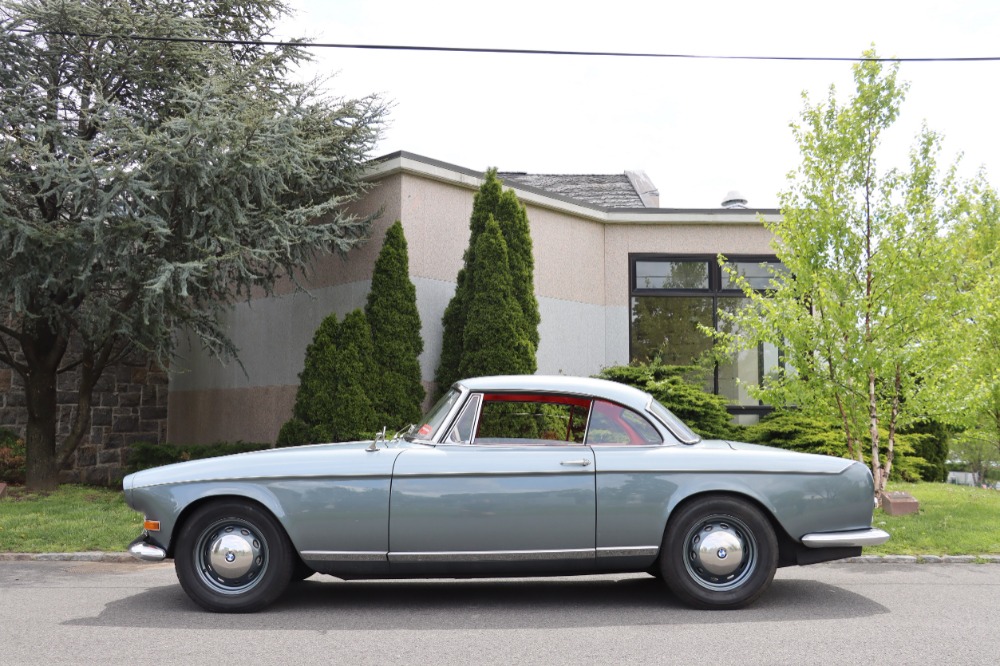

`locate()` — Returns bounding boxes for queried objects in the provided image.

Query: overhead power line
[13,30,1000,63]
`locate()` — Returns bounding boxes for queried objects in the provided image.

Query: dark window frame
[628,253,783,417]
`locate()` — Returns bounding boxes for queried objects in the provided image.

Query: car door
[388,392,597,574]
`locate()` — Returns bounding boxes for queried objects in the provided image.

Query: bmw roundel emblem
[717,548,728,560]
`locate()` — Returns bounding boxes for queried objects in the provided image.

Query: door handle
[560,459,592,467]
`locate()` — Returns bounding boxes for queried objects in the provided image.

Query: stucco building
[167,151,782,445]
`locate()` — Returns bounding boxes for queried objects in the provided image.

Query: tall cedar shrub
[458,217,536,379]
[277,310,379,445]
[436,169,539,395]
[365,221,425,429]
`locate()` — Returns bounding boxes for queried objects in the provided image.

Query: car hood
[124,440,406,492]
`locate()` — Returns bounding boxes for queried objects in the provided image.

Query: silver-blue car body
[123,375,888,612]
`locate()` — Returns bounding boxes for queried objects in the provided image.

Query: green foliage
[277,310,379,445]
[711,49,989,494]
[743,411,852,457]
[745,410,928,481]
[124,441,271,473]
[459,218,536,379]
[595,363,736,439]
[435,169,538,395]
[364,221,424,430]
[949,427,1000,485]
[0,0,386,488]
[901,420,950,482]
[0,428,26,484]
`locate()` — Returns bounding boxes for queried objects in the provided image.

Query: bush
[277,309,379,445]
[435,170,539,397]
[594,362,736,439]
[125,441,271,473]
[901,419,950,482]
[0,428,26,484]
[743,411,848,457]
[458,217,536,379]
[744,409,929,481]
[365,221,425,430]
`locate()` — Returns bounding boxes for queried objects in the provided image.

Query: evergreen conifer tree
[277,309,379,445]
[496,190,540,350]
[435,169,539,394]
[459,217,536,378]
[365,221,425,430]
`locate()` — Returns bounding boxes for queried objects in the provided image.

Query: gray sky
[276,0,1000,209]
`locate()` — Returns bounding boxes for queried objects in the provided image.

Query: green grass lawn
[0,481,998,555]
[0,485,142,552]
[866,481,1000,556]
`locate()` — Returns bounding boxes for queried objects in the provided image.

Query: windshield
[409,388,463,441]
[647,399,701,444]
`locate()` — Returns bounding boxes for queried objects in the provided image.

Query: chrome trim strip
[389,548,595,563]
[801,528,891,548]
[300,551,388,562]
[391,470,594,478]
[596,546,659,558]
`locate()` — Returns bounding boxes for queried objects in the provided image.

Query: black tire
[174,500,294,613]
[660,496,778,610]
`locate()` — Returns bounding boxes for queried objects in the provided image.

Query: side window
[473,394,590,446]
[585,400,663,445]
[445,394,482,444]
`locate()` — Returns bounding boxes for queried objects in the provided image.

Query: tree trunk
[869,369,884,498]
[24,363,60,490]
[884,365,901,487]
[22,319,68,490]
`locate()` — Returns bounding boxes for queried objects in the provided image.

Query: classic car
[123,375,889,612]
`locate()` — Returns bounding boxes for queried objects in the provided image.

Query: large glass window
[629,255,783,417]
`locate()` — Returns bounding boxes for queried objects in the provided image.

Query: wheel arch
[165,491,292,559]
[659,489,799,568]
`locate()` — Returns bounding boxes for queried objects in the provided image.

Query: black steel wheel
[660,496,778,609]
[175,500,294,612]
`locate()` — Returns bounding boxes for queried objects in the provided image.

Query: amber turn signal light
[143,519,161,532]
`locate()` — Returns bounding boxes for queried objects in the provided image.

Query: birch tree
[714,51,976,497]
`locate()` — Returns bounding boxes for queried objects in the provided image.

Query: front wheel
[660,496,778,610]
[175,500,294,612]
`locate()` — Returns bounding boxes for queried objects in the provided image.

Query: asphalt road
[1,561,998,665]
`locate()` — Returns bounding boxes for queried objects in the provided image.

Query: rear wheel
[175,500,294,612]
[660,496,777,610]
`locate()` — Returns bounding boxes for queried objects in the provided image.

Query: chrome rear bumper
[128,536,167,562]
[801,528,890,549]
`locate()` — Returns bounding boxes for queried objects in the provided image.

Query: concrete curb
[0,552,137,563]
[2,552,1000,563]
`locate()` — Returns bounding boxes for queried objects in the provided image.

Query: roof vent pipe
[722,190,748,209]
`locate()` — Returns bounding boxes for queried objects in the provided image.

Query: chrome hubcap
[684,515,756,591]
[196,520,267,594]
[693,524,745,576]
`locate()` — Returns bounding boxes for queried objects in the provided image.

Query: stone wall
[0,355,168,486]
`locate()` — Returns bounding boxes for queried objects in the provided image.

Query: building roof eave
[365,151,781,225]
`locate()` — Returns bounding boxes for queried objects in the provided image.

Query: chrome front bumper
[128,536,168,562]
[801,528,890,549]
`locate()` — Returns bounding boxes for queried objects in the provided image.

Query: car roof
[455,375,653,412]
